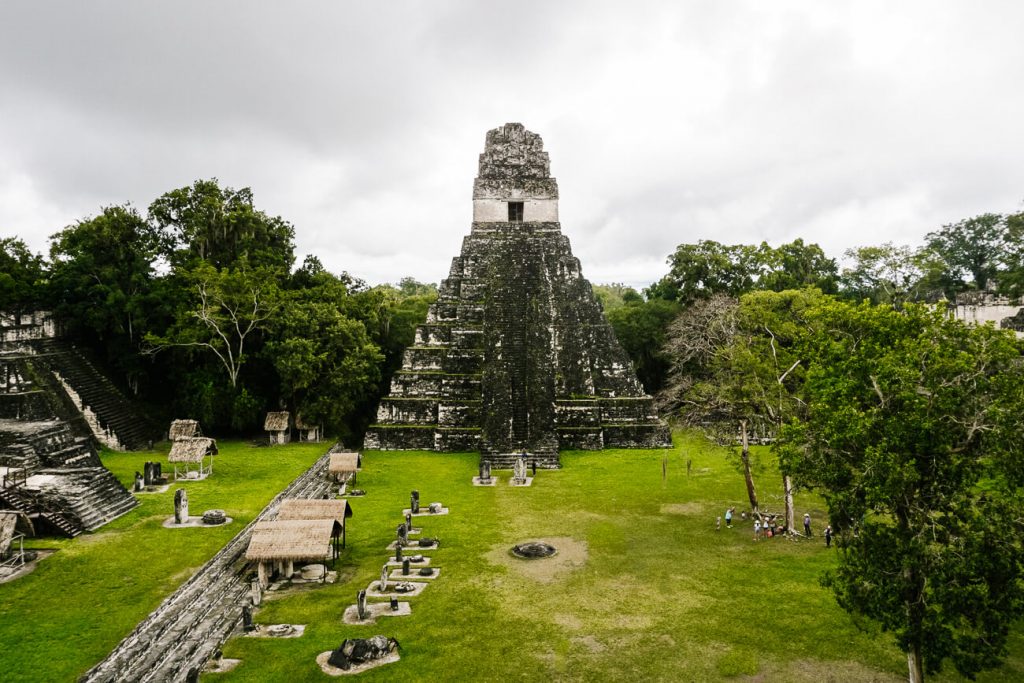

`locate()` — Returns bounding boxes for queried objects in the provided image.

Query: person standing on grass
[803,513,812,537]
[824,525,833,548]
[754,518,761,541]
[725,507,733,528]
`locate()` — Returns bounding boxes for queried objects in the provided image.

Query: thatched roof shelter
[329,452,361,476]
[245,519,338,563]
[277,498,352,524]
[264,411,290,432]
[168,419,200,440]
[168,437,218,463]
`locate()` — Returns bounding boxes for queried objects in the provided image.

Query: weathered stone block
[434,428,481,452]
[437,402,481,427]
[558,428,604,450]
[376,399,438,424]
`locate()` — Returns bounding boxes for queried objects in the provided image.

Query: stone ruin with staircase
[365,123,671,468]
[0,311,151,537]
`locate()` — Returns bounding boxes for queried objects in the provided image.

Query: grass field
[1,434,1021,681]
[0,440,326,683]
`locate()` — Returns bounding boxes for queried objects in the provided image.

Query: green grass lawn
[0,440,326,683]
[1,434,1021,682]
[215,435,1024,682]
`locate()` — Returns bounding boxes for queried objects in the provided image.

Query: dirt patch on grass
[660,502,704,515]
[485,536,587,584]
[571,635,606,653]
[744,659,899,682]
[553,613,583,630]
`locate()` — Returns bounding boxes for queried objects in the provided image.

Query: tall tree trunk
[782,473,796,534]
[740,420,759,516]
[907,646,924,683]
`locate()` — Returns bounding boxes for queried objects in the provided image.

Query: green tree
[839,243,944,305]
[145,263,278,389]
[149,179,295,273]
[662,289,826,524]
[757,238,838,294]
[648,240,763,304]
[266,263,384,440]
[605,297,679,393]
[0,237,47,313]
[924,213,1007,292]
[592,283,643,312]
[779,301,1024,682]
[48,205,163,390]
[1000,210,1024,297]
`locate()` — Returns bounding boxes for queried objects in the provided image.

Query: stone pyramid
[365,123,671,467]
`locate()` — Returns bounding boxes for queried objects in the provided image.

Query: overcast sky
[2,2,1023,290]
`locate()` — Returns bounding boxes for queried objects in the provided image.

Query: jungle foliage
[3,179,434,438]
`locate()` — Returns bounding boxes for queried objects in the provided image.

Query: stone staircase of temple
[0,420,99,472]
[27,467,137,532]
[31,339,158,450]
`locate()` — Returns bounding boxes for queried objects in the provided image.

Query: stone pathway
[81,451,334,683]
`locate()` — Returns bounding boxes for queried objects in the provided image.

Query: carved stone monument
[364,123,672,463]
[173,488,188,524]
[379,564,389,592]
[405,513,412,530]
[513,457,527,485]
[396,522,408,546]
[356,590,368,621]
[251,579,262,607]
[327,636,399,671]
[410,490,419,514]
[394,544,402,563]
[402,558,410,576]
[242,605,256,632]
[134,471,144,492]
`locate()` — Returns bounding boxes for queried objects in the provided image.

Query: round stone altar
[511,541,557,559]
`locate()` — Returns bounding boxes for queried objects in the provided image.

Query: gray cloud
[2,1,1023,289]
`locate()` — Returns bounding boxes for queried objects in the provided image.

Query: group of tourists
[716,507,834,547]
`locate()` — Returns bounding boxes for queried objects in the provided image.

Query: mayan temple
[364,123,671,467]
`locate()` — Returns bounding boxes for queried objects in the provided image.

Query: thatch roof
[277,498,352,524]
[168,437,218,463]
[168,419,200,440]
[245,519,337,562]
[264,411,290,432]
[328,452,360,474]
[0,512,19,554]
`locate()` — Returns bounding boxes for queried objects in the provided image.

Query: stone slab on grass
[365,580,427,598]
[134,484,170,495]
[244,624,306,638]
[204,658,242,674]
[0,549,55,584]
[472,476,498,486]
[386,556,431,568]
[316,650,399,676]
[509,477,534,487]
[402,507,449,517]
[389,567,441,581]
[385,540,438,550]
[162,516,234,529]
[342,601,411,624]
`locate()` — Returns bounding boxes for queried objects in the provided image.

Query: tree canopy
[779,301,1024,682]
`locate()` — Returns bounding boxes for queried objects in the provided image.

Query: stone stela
[174,488,188,524]
[365,123,671,467]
